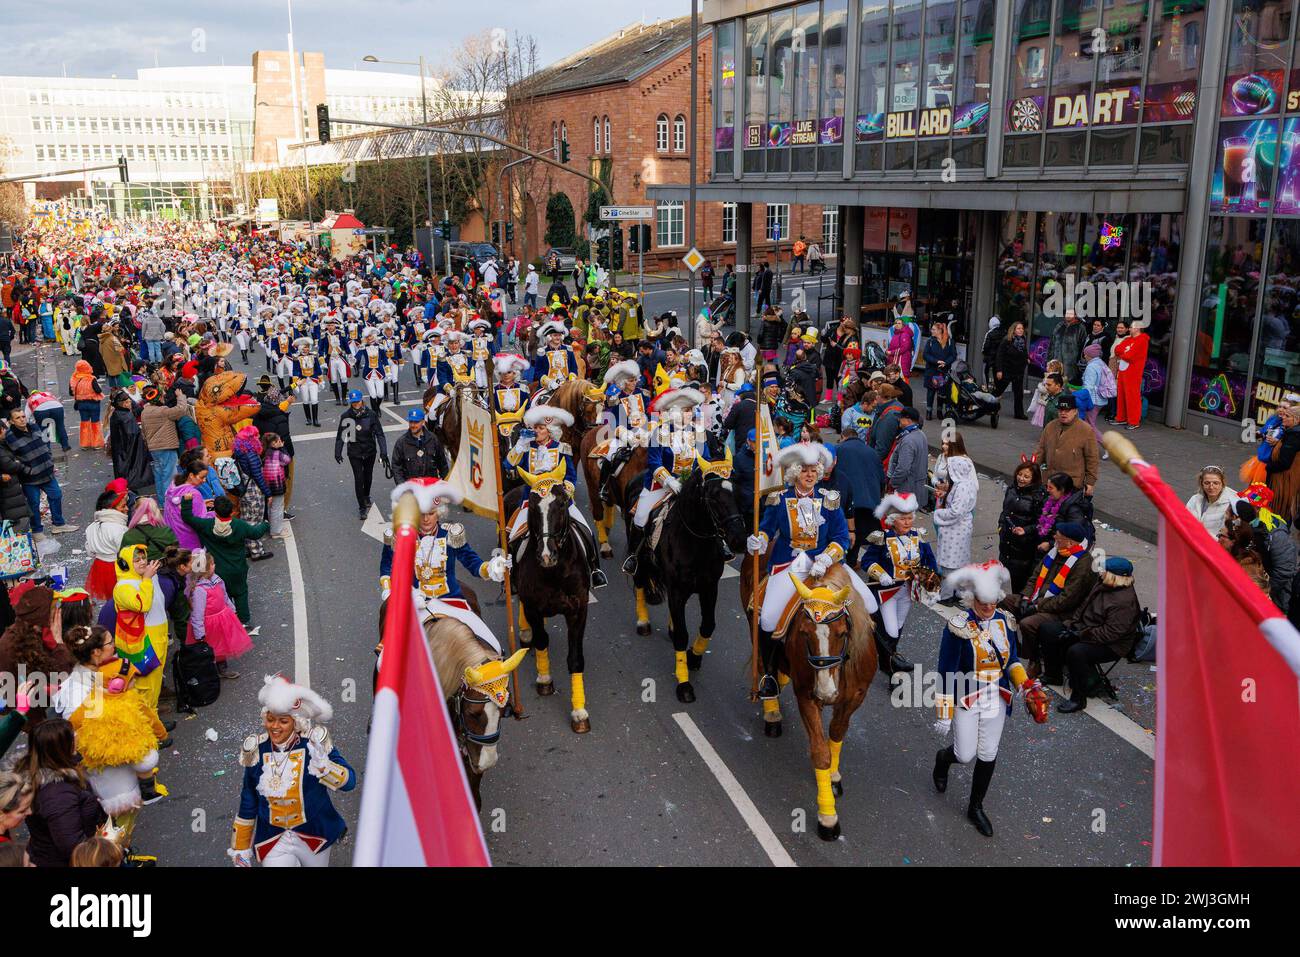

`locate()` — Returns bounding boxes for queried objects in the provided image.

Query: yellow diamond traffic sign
[682,247,705,273]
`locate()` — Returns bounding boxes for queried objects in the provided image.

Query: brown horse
[545,378,600,451]
[741,563,876,841]
[377,593,526,809]
[422,380,483,462]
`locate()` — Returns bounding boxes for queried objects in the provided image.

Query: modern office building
[650,0,1300,435]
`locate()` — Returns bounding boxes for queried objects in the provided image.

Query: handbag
[0,520,39,580]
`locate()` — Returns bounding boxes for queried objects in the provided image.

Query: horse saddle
[646,497,676,552]
[745,573,806,641]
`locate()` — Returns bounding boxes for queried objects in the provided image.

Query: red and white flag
[354,516,491,867]
[1124,453,1300,866]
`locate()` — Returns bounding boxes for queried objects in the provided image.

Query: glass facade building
[650,0,1299,436]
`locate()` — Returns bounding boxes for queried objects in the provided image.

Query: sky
[1,0,692,78]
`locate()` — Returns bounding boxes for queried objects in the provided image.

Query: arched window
[593,116,601,153]
[603,115,611,153]
[551,121,558,153]
[656,114,669,153]
[560,120,568,150]
[673,114,686,153]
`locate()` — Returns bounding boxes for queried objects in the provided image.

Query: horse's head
[789,572,854,705]
[526,481,572,568]
[458,648,529,772]
[693,441,748,555]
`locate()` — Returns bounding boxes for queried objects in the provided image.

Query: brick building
[517,18,828,272]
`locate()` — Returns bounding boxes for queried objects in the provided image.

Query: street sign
[682,247,705,273]
[600,205,654,221]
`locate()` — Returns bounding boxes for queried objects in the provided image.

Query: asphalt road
[17,338,1156,867]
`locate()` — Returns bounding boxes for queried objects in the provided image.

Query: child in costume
[111,544,169,710]
[83,480,131,600]
[188,548,253,678]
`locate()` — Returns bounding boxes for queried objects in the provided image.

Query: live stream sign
[599,206,654,221]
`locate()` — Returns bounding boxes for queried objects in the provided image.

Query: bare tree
[0,137,29,228]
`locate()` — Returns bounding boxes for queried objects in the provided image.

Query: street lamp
[362,54,441,272]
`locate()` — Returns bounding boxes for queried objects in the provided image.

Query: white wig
[259,674,334,730]
[777,442,832,482]
[603,360,641,386]
[538,320,568,338]
[391,479,464,514]
[944,561,1012,605]
[523,404,575,429]
[874,491,920,522]
[493,353,530,377]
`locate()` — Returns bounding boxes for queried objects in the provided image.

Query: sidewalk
[921,409,1246,544]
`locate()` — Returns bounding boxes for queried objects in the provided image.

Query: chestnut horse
[741,563,877,841]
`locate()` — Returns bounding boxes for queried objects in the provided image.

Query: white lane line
[289,423,404,443]
[672,712,797,867]
[1046,683,1156,759]
[281,523,312,688]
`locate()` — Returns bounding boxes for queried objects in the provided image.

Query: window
[673,114,686,152]
[722,202,736,244]
[656,201,684,247]
[656,114,669,152]
[890,0,923,112]
[822,206,838,250]
[593,116,601,153]
[922,0,958,111]
[765,203,790,242]
[1191,217,1266,418]
[603,116,611,153]
[551,122,558,154]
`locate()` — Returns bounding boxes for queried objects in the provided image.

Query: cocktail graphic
[1223,136,1249,205]
[1254,132,1278,208]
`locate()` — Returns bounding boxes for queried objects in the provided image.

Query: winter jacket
[99,330,127,376]
[1048,319,1087,382]
[1033,418,1100,491]
[1022,544,1099,618]
[756,315,788,352]
[165,483,210,551]
[994,334,1029,378]
[1185,489,1239,539]
[1254,515,1298,613]
[253,394,295,456]
[0,443,31,524]
[886,424,930,499]
[1063,579,1142,656]
[27,771,106,867]
[869,402,903,464]
[831,436,884,516]
[922,335,957,384]
[932,455,978,569]
[335,406,388,461]
[84,508,129,562]
[120,521,180,563]
[108,406,154,494]
[998,483,1047,563]
[4,424,55,486]
[980,322,1003,367]
[140,397,192,452]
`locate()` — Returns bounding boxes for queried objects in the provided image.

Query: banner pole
[749,390,764,699]
[489,403,524,718]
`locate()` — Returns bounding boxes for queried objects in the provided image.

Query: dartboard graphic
[1010,97,1043,132]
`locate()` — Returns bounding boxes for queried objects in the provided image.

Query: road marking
[721,562,740,580]
[281,523,312,688]
[672,712,796,867]
[1046,683,1155,759]
[290,423,404,443]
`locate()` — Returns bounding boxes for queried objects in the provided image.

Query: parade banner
[446,401,500,521]
[755,402,783,495]
[355,494,491,867]
[1106,435,1300,866]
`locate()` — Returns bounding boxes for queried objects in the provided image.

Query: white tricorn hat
[538,320,568,338]
[603,359,641,386]
[874,491,920,521]
[259,674,334,726]
[653,387,705,414]
[494,353,529,377]
[944,561,1012,604]
[391,478,463,512]
[776,441,833,474]
[469,318,491,332]
[523,404,575,429]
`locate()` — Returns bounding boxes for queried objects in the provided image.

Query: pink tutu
[189,580,253,661]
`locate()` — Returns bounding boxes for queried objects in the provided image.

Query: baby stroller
[862,340,889,373]
[939,360,1001,428]
[707,295,735,326]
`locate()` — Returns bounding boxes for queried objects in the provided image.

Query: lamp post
[286,0,313,222]
[363,54,442,273]
[688,0,699,349]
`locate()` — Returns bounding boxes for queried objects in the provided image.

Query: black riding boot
[370,397,381,414]
[757,628,781,700]
[597,458,616,506]
[621,524,644,575]
[933,745,956,793]
[967,758,996,837]
[303,403,313,425]
[312,404,321,427]
[241,349,249,363]
[577,523,608,588]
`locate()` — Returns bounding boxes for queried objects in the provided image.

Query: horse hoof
[675,682,696,704]
[817,821,841,842]
[571,717,591,734]
[636,622,651,636]
[763,721,782,738]
[600,544,613,558]
[831,779,843,798]
[536,681,555,697]
[519,632,532,646]
[685,650,703,671]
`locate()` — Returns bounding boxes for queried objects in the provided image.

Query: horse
[509,476,593,733]
[545,377,601,451]
[635,450,748,702]
[423,380,483,462]
[377,593,526,809]
[741,562,877,840]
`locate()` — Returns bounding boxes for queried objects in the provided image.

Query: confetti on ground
[204,728,219,742]
[212,769,226,777]
[1041,817,1053,823]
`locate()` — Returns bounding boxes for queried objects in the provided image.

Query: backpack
[172,639,221,712]
[1128,608,1157,663]
[1096,362,1118,399]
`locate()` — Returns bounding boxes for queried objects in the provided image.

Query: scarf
[1031,541,1087,599]
[212,518,234,538]
[1036,494,1063,538]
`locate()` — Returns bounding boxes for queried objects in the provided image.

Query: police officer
[335,388,390,518]
[390,407,450,486]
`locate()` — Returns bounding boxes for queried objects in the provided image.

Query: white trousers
[952,688,1007,764]
[509,501,590,538]
[879,587,913,640]
[235,330,251,351]
[386,362,401,384]
[262,830,331,868]
[365,374,385,399]
[275,356,294,378]
[328,357,349,383]
[296,380,320,405]
[633,485,670,528]
[759,553,879,632]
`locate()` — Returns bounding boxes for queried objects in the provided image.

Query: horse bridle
[452,685,507,749]
[804,604,852,671]
[684,473,745,550]
[531,491,572,552]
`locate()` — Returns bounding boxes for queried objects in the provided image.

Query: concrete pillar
[970,211,999,361]
[843,205,865,326]
[1164,2,1232,430]
[736,201,753,335]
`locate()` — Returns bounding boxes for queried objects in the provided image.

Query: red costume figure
[1113,329,1149,428]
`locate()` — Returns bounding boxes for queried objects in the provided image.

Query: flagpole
[749,388,764,699]
[489,404,524,717]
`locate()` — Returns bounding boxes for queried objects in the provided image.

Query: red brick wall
[521,35,825,272]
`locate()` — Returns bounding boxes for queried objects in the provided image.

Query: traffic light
[628,224,650,253]
[491,222,501,245]
[316,104,331,144]
[117,156,129,184]
[505,222,514,242]
[560,139,570,164]
[611,226,624,271]
[435,219,452,240]
[596,234,610,269]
